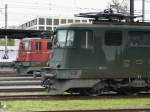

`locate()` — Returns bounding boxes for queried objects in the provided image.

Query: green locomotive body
[41,12,150,95]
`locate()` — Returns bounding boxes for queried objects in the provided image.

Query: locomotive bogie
[42,70,150,95]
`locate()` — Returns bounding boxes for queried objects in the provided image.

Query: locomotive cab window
[19,42,24,49]
[56,30,75,47]
[105,30,122,46]
[128,31,150,47]
[80,31,94,50]
[35,42,42,50]
[21,41,31,51]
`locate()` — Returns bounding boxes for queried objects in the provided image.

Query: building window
[31,19,37,26]
[75,20,80,23]
[68,19,73,23]
[28,22,29,27]
[25,23,27,28]
[82,20,87,23]
[34,19,37,25]
[39,18,45,25]
[46,27,52,31]
[53,27,57,30]
[31,20,34,26]
[54,19,59,25]
[39,27,45,30]
[29,21,31,27]
[35,42,42,50]
[46,19,52,25]
[105,30,122,46]
[61,19,66,24]
[128,31,150,47]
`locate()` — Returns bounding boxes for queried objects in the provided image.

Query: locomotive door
[31,40,43,65]
[75,30,95,68]
[32,40,51,66]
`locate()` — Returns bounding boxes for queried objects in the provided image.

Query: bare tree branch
[107,0,129,15]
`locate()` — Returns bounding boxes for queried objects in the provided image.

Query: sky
[0,0,150,28]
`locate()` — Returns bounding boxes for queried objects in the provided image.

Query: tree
[108,0,129,15]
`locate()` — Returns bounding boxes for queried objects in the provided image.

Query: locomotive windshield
[56,30,75,47]
[20,41,31,51]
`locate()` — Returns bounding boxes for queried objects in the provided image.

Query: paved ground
[0,46,18,62]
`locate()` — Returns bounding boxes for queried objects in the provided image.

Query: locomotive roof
[0,29,52,39]
[22,38,41,40]
[57,22,150,30]
[64,9,150,30]
[22,38,50,41]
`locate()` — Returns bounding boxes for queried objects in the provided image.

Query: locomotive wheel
[41,78,51,89]
[118,88,139,96]
[81,81,106,96]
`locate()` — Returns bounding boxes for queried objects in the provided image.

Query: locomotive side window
[105,30,122,46]
[35,42,42,50]
[80,31,94,49]
[128,31,150,47]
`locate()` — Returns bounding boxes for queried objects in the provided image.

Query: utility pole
[2,4,9,59]
[130,0,134,22]
[5,4,7,29]
[142,0,145,22]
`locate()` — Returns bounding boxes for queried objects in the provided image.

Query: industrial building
[19,16,90,30]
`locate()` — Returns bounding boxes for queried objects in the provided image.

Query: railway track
[1,73,150,101]
[1,93,150,100]
[1,73,150,99]
[31,108,150,112]
[0,73,45,93]
[0,66,16,74]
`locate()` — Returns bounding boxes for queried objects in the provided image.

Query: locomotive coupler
[41,73,56,89]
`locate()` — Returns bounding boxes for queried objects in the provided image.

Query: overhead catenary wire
[0,0,150,27]
[0,0,150,14]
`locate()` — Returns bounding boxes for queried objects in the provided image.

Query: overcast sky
[0,0,150,28]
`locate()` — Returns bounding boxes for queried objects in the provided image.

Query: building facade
[19,16,90,30]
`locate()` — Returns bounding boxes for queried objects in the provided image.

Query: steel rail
[0,73,33,77]
[31,108,150,112]
[0,88,45,93]
[1,94,150,101]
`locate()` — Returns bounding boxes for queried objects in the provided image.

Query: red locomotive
[15,38,52,75]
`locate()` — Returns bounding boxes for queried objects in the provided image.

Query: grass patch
[1,98,150,112]
[0,39,15,46]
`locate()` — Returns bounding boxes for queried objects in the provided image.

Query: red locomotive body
[15,38,52,74]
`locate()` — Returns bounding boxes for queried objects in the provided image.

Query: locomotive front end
[41,25,103,95]
[15,38,52,75]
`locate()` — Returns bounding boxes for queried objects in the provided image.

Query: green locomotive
[41,9,150,95]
